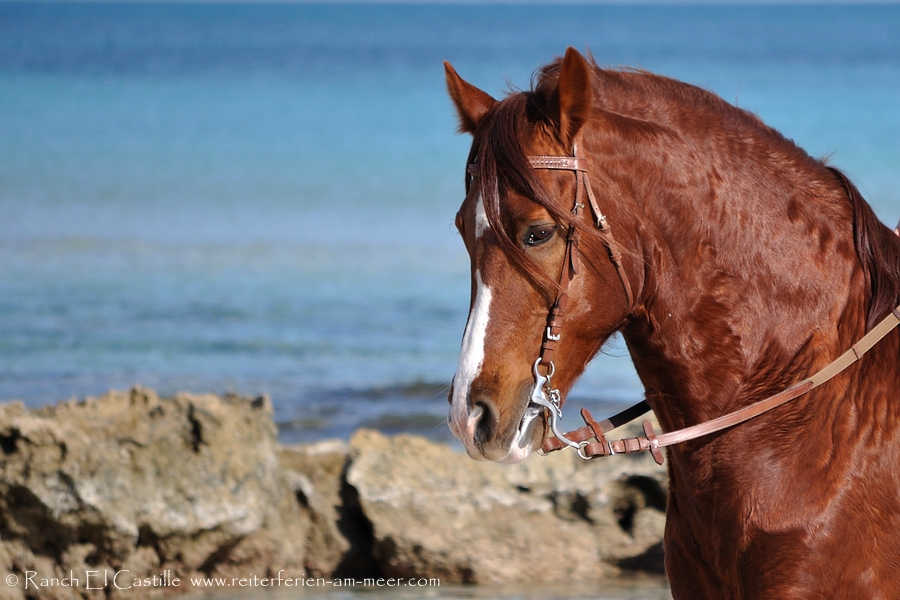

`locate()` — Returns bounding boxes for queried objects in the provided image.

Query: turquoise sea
[1,3,899,451]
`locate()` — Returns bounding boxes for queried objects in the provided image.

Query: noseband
[467,144,900,466]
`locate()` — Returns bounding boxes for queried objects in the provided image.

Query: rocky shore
[0,389,667,598]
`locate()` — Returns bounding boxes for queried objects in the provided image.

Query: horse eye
[524,224,556,247]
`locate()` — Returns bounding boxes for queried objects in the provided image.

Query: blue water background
[1,3,899,444]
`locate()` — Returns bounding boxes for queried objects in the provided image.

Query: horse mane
[830,167,900,330]
[472,57,900,325]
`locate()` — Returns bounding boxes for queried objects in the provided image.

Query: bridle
[467,143,900,466]
[468,140,635,450]
[514,144,637,455]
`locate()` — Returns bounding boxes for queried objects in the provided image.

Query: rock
[279,440,380,578]
[345,428,667,584]
[0,388,309,597]
[0,390,668,597]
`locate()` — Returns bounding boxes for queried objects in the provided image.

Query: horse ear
[550,47,593,147]
[444,61,497,134]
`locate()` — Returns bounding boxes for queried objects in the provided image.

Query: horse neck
[596,121,872,432]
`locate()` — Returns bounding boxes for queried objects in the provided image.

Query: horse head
[445,49,637,462]
[444,45,900,465]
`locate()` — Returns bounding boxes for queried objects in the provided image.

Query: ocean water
[1,3,900,448]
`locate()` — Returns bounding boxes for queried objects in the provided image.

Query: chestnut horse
[445,48,900,599]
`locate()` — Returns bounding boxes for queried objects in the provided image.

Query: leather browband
[528,156,588,171]
[466,156,587,175]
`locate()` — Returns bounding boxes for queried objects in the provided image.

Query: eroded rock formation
[0,389,666,598]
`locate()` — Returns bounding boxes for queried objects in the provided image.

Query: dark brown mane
[829,167,900,329]
[468,58,659,286]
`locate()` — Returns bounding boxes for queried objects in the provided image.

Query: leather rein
[469,145,900,466]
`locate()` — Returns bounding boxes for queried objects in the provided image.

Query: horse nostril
[472,401,496,444]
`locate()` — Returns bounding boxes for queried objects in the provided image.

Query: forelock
[467,90,570,281]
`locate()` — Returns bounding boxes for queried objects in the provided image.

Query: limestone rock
[345,428,667,584]
[279,440,379,578]
[0,388,309,597]
[0,390,669,597]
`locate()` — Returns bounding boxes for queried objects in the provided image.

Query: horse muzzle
[447,384,544,463]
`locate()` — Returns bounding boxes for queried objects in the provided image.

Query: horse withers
[445,48,900,599]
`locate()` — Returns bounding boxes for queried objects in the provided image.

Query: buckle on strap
[541,407,665,465]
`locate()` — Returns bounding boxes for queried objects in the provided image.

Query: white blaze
[449,269,491,442]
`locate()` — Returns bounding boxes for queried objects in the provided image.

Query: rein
[471,144,900,466]
[542,305,900,465]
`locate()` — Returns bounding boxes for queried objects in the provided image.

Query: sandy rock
[279,440,379,578]
[0,388,309,597]
[346,428,667,584]
[0,390,669,597]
